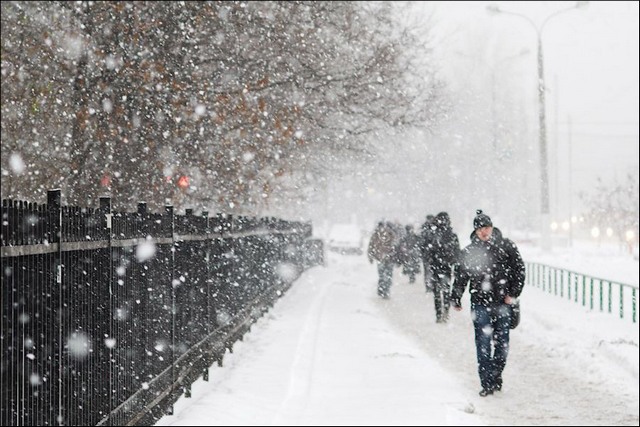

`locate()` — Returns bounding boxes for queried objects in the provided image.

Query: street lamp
[487,2,588,251]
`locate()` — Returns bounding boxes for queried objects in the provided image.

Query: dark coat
[451,227,525,307]
[428,224,460,274]
[368,223,398,263]
[419,219,436,261]
[398,231,420,263]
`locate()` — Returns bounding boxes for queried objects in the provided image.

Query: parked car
[327,223,364,255]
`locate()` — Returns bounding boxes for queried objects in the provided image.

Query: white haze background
[430,1,639,220]
[318,1,638,234]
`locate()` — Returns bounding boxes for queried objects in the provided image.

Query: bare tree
[1,1,446,215]
[580,173,639,247]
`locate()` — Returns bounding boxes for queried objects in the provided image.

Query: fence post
[202,211,210,333]
[47,189,63,424]
[165,205,175,416]
[185,208,193,236]
[99,196,112,424]
[202,210,211,381]
[546,265,551,293]
[138,202,147,237]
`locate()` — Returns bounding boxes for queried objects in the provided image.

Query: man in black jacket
[427,212,460,323]
[451,210,525,397]
[419,214,436,292]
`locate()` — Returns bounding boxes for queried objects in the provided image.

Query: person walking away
[368,221,399,299]
[450,210,525,396]
[399,225,421,284]
[419,214,436,292]
[427,212,460,323]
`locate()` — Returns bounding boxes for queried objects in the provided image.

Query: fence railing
[525,262,638,323]
[1,190,324,426]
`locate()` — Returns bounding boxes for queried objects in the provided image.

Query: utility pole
[487,2,589,251]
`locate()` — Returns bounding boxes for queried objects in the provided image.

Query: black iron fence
[1,190,323,426]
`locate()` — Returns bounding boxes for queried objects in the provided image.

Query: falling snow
[0,2,637,426]
[136,241,157,262]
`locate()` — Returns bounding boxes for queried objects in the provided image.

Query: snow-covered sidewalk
[156,250,639,426]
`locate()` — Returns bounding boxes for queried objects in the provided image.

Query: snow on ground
[156,243,639,426]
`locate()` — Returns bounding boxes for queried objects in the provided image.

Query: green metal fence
[525,262,638,323]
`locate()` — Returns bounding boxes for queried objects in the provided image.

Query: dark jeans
[377,259,394,298]
[432,271,451,321]
[422,260,432,291]
[471,304,511,391]
[402,258,420,283]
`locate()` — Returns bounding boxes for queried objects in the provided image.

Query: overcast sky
[424,1,639,221]
[319,2,638,232]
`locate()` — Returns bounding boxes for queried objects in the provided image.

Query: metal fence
[1,190,323,426]
[525,262,638,323]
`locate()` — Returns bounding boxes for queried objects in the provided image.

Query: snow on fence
[1,189,323,426]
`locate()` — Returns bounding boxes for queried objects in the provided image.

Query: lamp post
[487,2,588,250]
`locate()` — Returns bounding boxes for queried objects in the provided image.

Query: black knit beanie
[473,209,493,230]
[436,211,450,226]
